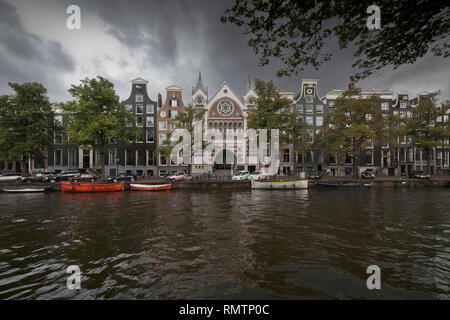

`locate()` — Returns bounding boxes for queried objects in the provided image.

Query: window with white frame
[136,105,144,114]
[159,133,167,143]
[136,132,143,143]
[109,149,117,165]
[316,116,323,126]
[306,105,313,113]
[69,149,77,167]
[400,101,406,108]
[170,122,178,130]
[381,102,389,110]
[147,150,154,166]
[170,99,178,107]
[159,153,167,166]
[125,104,132,112]
[55,150,62,166]
[136,116,144,127]
[147,130,154,143]
[136,94,143,102]
[316,105,323,113]
[170,110,178,119]
[306,116,313,125]
[147,104,154,114]
[146,116,154,127]
[159,121,167,130]
[305,95,313,103]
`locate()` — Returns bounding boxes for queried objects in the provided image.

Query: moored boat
[251,180,308,190]
[315,182,372,188]
[130,183,171,191]
[1,185,52,193]
[61,181,124,193]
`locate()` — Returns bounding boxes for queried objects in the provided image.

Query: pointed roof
[244,74,254,95]
[193,72,207,94]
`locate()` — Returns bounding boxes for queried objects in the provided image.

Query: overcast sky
[1,0,448,104]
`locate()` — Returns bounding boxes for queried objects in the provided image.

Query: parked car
[307,172,323,180]
[248,171,268,180]
[232,170,250,181]
[0,173,22,182]
[70,174,98,182]
[409,170,430,180]
[162,170,178,178]
[43,170,80,183]
[361,169,376,179]
[21,172,56,183]
[166,172,187,181]
[107,173,138,182]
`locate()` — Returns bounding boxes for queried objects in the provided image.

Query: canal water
[0,188,449,299]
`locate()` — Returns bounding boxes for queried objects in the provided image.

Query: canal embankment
[1,177,450,191]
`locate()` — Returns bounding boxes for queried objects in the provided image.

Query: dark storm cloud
[0,0,448,102]
[0,0,75,98]
[0,0,74,71]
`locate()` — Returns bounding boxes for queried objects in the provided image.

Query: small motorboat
[61,181,124,193]
[1,185,53,193]
[251,180,308,189]
[130,183,172,191]
[315,182,372,188]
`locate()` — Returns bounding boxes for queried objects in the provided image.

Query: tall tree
[317,88,401,178]
[405,93,450,175]
[0,82,57,175]
[247,79,310,166]
[61,76,140,180]
[221,1,449,81]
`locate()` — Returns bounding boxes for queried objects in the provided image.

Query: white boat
[251,180,308,190]
[1,185,52,193]
[129,183,171,191]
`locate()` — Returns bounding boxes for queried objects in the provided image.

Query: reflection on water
[0,188,449,299]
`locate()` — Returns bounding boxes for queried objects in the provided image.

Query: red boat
[61,181,124,193]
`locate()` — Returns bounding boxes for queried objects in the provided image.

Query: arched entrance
[214,149,236,170]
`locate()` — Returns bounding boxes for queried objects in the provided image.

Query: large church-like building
[190,73,260,175]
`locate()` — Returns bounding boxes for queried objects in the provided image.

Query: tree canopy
[317,88,401,177]
[405,92,450,174]
[221,0,449,81]
[247,79,309,150]
[61,76,140,179]
[0,82,57,174]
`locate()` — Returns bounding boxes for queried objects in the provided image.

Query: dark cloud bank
[0,0,448,102]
